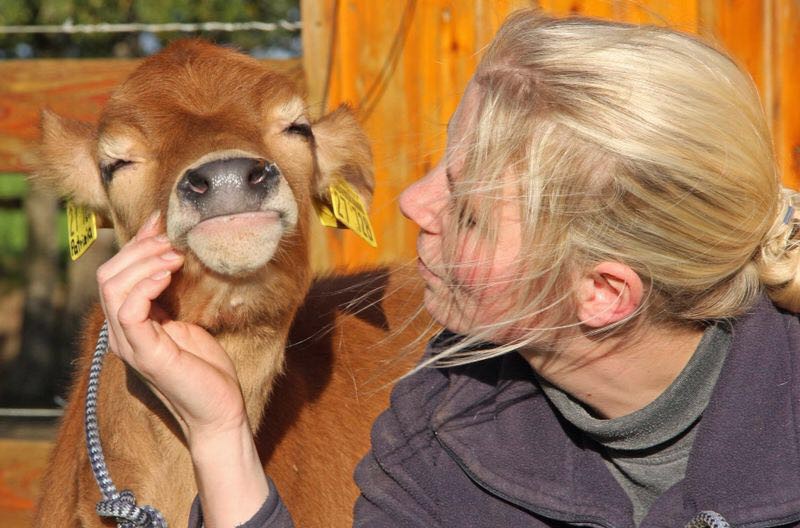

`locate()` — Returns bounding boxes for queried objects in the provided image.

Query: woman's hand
[96,211,245,442]
[96,212,269,526]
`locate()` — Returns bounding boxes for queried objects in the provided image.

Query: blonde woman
[99,9,799,528]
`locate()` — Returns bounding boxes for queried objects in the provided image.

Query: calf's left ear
[311,105,374,208]
[31,110,110,217]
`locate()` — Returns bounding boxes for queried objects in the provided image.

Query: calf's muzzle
[177,157,280,221]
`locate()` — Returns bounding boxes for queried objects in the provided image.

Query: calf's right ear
[31,110,110,217]
[311,105,374,209]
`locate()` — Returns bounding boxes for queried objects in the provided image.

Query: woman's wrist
[189,421,270,528]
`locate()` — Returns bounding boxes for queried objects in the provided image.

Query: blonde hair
[430,9,797,365]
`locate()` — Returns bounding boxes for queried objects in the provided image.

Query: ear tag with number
[315,200,340,228]
[315,180,377,248]
[67,202,98,260]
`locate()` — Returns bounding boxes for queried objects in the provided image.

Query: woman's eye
[460,210,478,229]
[454,202,478,229]
[284,122,313,140]
[100,159,133,183]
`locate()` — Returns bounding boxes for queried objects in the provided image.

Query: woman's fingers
[97,234,173,289]
[101,250,183,355]
[115,270,178,366]
[161,321,235,377]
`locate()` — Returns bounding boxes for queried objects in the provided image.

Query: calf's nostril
[247,160,279,189]
[247,160,268,187]
[187,170,209,194]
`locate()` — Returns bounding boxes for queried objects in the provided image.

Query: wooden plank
[0,59,136,173]
[620,0,699,32]
[0,58,303,173]
[305,0,539,270]
[300,0,337,118]
[773,0,800,188]
[300,0,339,271]
[537,0,617,18]
[704,0,766,93]
[0,438,52,528]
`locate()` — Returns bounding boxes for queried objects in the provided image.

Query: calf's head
[34,40,373,330]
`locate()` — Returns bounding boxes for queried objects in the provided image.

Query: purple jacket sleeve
[187,476,295,528]
[352,361,452,527]
[353,450,442,527]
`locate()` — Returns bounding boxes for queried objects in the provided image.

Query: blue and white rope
[686,511,731,528]
[85,320,168,528]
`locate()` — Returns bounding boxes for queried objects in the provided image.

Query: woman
[98,9,800,527]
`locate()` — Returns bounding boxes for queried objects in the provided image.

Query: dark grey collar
[539,322,731,451]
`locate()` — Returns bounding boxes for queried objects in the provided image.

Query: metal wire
[0,20,301,35]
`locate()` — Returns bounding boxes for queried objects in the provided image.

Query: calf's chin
[186,212,285,275]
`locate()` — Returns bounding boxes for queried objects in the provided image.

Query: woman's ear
[576,262,643,328]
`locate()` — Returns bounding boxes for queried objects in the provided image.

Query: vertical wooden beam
[300,0,337,271]
[302,0,536,270]
[620,0,699,32]
[300,0,336,118]
[704,0,766,93]
[537,0,617,18]
[773,0,800,188]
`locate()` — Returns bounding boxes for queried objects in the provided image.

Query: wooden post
[773,0,800,189]
[2,188,60,405]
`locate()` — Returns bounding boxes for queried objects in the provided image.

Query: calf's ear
[32,110,110,217]
[311,105,374,208]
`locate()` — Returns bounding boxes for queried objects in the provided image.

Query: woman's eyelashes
[451,200,478,229]
[460,208,479,229]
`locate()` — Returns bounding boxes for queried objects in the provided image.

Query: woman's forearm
[189,423,270,528]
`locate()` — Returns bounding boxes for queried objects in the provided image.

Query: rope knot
[96,489,167,528]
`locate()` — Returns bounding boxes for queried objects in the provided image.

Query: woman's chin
[423,290,470,336]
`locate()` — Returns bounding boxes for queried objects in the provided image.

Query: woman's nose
[399,168,448,234]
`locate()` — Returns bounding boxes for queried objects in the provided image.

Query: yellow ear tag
[66,202,98,260]
[319,180,377,248]
[315,200,340,228]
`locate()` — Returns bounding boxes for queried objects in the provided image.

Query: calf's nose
[177,157,280,219]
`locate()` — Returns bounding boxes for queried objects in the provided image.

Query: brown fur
[32,40,432,527]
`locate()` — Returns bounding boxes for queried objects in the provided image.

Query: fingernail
[150,270,171,280]
[160,250,182,261]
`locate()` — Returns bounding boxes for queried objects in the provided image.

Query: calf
[31,40,431,527]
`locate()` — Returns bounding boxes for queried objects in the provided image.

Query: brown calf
[31,40,432,527]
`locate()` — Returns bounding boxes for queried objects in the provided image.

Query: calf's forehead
[100,41,302,138]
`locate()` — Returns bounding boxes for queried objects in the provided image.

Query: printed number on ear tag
[316,180,377,248]
[67,202,98,260]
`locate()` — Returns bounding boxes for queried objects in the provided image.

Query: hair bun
[757,188,800,310]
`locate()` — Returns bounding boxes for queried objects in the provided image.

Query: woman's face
[399,83,524,338]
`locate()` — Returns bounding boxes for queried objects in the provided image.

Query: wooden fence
[302,0,800,268]
[0,0,798,271]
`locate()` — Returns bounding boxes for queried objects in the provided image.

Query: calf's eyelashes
[100,159,133,184]
[284,121,313,140]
